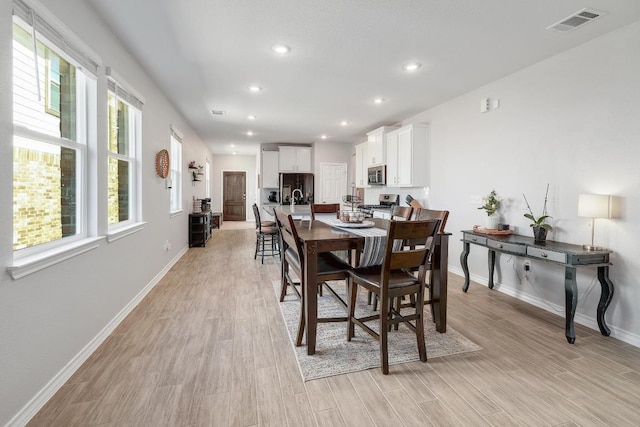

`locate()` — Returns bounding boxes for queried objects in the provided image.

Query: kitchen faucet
[291,188,303,210]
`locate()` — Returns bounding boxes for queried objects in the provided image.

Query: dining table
[289,215,450,356]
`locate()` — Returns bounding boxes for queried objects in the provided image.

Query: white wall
[0,0,212,424]
[402,20,640,345]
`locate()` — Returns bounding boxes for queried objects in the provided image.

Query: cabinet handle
[472,237,477,242]
[497,244,503,248]
[541,253,548,258]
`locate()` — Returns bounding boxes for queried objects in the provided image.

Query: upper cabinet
[279,146,312,173]
[354,142,368,187]
[385,124,429,187]
[366,126,397,166]
[262,150,279,188]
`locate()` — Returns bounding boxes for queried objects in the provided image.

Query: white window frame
[9,0,102,279]
[169,126,183,215]
[205,159,211,198]
[106,68,146,242]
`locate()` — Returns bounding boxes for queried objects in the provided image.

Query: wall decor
[155,149,170,178]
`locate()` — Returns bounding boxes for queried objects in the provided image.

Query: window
[169,126,183,214]
[12,1,98,255]
[107,69,143,228]
[205,160,211,198]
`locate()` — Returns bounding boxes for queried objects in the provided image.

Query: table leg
[488,250,496,290]
[564,267,578,344]
[304,241,319,355]
[461,241,471,292]
[431,234,448,333]
[596,265,614,336]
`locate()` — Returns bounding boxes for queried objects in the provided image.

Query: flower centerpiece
[523,184,553,242]
[478,190,501,229]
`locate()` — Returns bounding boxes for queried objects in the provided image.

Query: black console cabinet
[189,212,211,247]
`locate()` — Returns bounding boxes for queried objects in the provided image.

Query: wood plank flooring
[28,226,640,426]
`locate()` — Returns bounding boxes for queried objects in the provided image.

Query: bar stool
[252,204,280,263]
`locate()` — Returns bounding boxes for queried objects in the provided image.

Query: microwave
[367,165,386,186]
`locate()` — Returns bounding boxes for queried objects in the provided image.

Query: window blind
[13,0,100,74]
[106,67,144,110]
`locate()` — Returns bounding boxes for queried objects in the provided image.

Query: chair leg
[379,296,390,375]
[347,278,358,341]
[254,235,259,260]
[415,287,427,363]
[296,291,306,346]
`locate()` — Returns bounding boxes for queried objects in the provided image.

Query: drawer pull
[497,244,503,248]
[472,238,477,242]
[541,253,548,258]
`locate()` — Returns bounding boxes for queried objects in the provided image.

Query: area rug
[272,280,481,381]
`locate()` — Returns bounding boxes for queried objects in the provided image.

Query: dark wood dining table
[292,217,450,356]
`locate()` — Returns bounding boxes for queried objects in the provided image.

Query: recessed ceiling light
[248,115,256,120]
[248,85,262,92]
[340,121,349,126]
[230,144,235,148]
[320,134,328,140]
[373,97,386,104]
[271,44,290,54]
[246,131,254,136]
[232,152,237,155]
[403,62,421,72]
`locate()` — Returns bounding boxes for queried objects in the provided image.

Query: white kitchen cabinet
[366,126,397,166]
[279,146,312,172]
[354,142,368,187]
[261,150,279,188]
[385,124,429,187]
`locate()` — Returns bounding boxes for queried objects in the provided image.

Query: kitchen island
[262,203,312,220]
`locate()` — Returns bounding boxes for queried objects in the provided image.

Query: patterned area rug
[273,280,481,381]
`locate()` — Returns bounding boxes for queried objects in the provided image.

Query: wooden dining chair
[252,203,280,264]
[347,219,440,374]
[310,203,341,220]
[391,205,413,220]
[274,210,353,347]
[400,208,450,318]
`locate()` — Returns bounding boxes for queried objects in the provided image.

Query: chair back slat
[390,205,413,220]
[275,210,304,260]
[381,220,440,281]
[311,203,340,220]
[252,203,262,230]
[413,208,449,234]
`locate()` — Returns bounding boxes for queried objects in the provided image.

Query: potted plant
[478,190,501,229]
[523,184,553,242]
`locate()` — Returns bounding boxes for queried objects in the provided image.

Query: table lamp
[578,194,611,250]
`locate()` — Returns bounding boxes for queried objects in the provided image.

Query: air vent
[210,110,226,116]
[547,8,606,32]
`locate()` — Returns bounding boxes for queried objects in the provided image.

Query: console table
[460,230,614,344]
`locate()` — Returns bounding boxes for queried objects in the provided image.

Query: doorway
[318,162,348,204]
[223,171,246,221]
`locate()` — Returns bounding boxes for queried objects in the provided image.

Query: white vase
[485,213,500,230]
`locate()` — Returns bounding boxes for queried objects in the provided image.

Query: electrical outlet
[164,240,171,251]
[524,261,531,271]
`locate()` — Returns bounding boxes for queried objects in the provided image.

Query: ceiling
[87,0,640,156]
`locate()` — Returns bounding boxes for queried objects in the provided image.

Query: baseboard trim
[448,267,640,348]
[6,247,188,427]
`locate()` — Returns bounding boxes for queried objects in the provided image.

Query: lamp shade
[578,194,611,218]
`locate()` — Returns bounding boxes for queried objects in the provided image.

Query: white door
[319,163,347,204]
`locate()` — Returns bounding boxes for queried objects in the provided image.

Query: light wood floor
[28,228,640,426]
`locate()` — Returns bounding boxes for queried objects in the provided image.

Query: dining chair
[400,208,450,318]
[310,203,341,220]
[346,219,440,374]
[252,203,280,264]
[391,205,413,220]
[274,210,353,347]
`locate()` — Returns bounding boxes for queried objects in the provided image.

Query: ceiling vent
[210,110,226,116]
[547,8,606,32]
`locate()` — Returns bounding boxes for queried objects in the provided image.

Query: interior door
[223,171,246,221]
[319,163,347,204]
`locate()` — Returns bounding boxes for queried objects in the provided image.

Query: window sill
[170,209,184,218]
[8,236,105,280]
[107,221,147,243]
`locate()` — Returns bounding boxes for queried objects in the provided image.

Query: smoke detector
[547,8,606,32]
